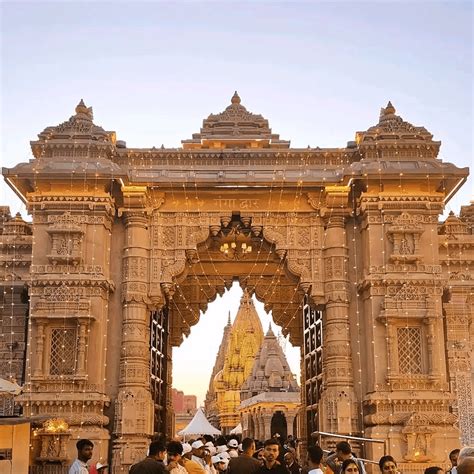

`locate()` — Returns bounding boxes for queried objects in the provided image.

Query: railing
[312,430,387,458]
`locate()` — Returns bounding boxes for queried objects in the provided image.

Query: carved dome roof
[182,92,289,149]
[31,100,116,158]
[356,101,438,150]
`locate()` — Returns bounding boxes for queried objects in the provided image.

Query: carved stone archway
[1,95,471,473]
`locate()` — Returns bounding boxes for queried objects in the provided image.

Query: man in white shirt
[307,446,324,474]
[191,440,216,474]
[227,439,239,459]
[68,439,94,474]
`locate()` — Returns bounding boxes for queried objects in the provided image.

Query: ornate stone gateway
[1,94,473,472]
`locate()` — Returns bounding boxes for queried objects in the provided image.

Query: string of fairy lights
[134,143,366,446]
[0,100,471,471]
[161,144,356,443]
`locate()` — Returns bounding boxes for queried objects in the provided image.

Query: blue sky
[1,1,472,404]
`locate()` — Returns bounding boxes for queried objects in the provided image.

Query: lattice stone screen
[397,327,422,374]
[50,327,77,375]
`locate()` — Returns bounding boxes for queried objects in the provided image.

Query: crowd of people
[68,437,474,474]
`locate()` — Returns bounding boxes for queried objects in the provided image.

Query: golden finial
[75,99,88,115]
[381,100,396,118]
[231,91,241,105]
[75,99,93,120]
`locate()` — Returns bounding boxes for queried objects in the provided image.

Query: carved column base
[319,387,356,442]
[114,388,154,437]
[364,425,460,467]
[111,388,154,470]
[111,436,151,473]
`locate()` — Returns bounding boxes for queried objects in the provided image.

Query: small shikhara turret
[241,324,299,399]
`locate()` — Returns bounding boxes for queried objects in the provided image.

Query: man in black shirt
[257,439,289,473]
[129,440,167,474]
[228,437,261,474]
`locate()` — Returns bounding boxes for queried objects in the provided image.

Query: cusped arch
[153,211,311,346]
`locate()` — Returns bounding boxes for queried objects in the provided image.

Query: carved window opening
[150,307,169,435]
[50,327,77,375]
[397,327,423,374]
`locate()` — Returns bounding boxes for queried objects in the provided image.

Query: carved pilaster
[254,413,260,440]
[262,412,272,440]
[113,198,154,472]
[443,292,474,444]
[33,322,45,377]
[286,410,298,438]
[76,321,87,376]
[321,208,356,435]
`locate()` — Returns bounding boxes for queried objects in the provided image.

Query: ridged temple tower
[240,325,300,440]
[207,290,264,433]
[204,313,232,426]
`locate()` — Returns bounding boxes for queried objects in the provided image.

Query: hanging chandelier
[220,230,253,259]
[215,215,255,260]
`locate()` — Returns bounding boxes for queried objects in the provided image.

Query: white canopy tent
[177,407,221,440]
[230,423,242,435]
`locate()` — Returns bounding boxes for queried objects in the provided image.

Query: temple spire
[214,288,264,432]
[204,312,234,424]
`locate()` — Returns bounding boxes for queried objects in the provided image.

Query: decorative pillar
[321,207,355,437]
[112,189,154,473]
[259,413,266,442]
[386,324,397,377]
[263,412,272,440]
[286,410,297,438]
[76,321,87,376]
[253,412,259,440]
[32,321,45,377]
[249,413,255,439]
